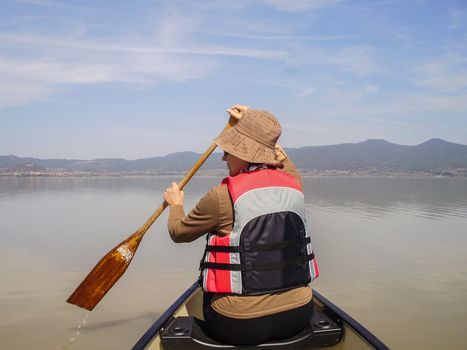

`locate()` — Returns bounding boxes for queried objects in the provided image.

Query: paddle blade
[67,232,143,311]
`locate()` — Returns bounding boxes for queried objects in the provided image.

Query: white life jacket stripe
[201,235,214,292]
[229,248,242,294]
[233,187,306,238]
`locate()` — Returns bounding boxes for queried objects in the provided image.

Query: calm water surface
[1,176,466,349]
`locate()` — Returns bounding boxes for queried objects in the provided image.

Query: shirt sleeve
[167,186,221,243]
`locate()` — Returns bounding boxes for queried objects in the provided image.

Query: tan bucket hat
[214,109,282,164]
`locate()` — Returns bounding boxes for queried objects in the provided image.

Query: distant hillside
[0,152,225,172]
[285,138,467,171]
[1,138,467,173]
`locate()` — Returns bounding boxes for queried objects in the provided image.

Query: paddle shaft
[134,116,235,239]
[66,117,236,310]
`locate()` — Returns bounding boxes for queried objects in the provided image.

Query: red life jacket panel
[200,168,319,295]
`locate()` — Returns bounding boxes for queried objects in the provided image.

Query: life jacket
[199,168,319,295]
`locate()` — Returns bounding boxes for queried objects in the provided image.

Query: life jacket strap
[201,262,243,271]
[204,237,311,253]
[200,252,315,272]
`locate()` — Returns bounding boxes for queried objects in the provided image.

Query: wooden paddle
[67,117,237,311]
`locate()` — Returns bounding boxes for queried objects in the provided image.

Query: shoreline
[1,169,466,178]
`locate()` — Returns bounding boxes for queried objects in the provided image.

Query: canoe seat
[160,302,342,349]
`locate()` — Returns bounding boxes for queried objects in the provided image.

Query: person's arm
[164,183,221,243]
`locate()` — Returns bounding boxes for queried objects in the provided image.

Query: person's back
[163,105,318,345]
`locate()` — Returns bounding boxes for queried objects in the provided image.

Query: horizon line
[2,138,466,161]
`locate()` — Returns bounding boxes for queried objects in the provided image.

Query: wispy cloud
[411,54,467,92]
[0,33,287,59]
[203,32,354,41]
[277,88,467,147]
[260,0,343,12]
[332,46,377,76]
[0,27,287,108]
[286,45,378,76]
[0,79,55,109]
[405,93,467,113]
[0,43,211,108]
[320,92,467,119]
[0,55,115,84]
[0,11,375,109]
[0,0,380,110]
[153,7,204,46]
[221,75,318,98]
[15,0,62,6]
[448,8,467,30]
[2,0,467,157]
[292,78,380,102]
[283,121,370,145]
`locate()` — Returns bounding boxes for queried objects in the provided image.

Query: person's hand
[163,182,184,206]
[227,104,248,120]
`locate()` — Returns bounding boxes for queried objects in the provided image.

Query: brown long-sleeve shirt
[167,158,312,319]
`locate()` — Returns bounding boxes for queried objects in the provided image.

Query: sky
[1,0,467,160]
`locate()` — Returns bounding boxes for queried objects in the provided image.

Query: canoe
[133,282,389,350]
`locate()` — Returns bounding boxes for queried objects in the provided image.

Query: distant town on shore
[2,138,467,177]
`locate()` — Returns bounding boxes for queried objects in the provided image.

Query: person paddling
[163,105,319,346]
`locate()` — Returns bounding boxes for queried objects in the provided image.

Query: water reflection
[303,177,467,219]
[73,312,159,331]
[1,176,467,350]
[0,176,220,198]
[3,176,467,219]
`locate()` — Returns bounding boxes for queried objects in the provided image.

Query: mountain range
[1,138,467,173]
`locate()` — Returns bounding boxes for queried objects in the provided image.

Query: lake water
[0,176,466,349]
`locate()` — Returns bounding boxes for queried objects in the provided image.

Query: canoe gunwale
[312,290,390,350]
[132,282,390,350]
[132,281,199,350]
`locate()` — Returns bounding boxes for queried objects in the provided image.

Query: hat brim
[214,127,278,164]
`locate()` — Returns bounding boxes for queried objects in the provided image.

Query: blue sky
[1,0,466,159]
